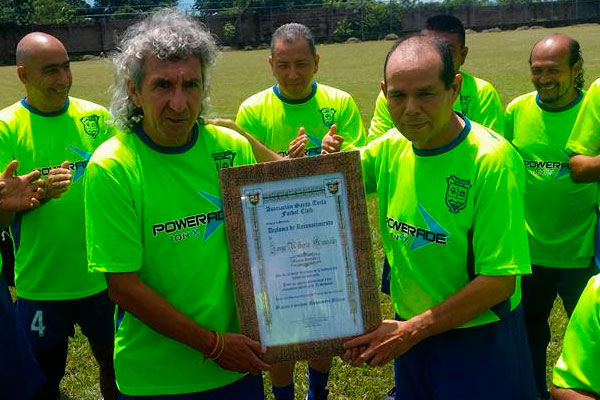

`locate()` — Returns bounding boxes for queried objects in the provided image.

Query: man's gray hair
[270,23,316,56]
[110,8,220,129]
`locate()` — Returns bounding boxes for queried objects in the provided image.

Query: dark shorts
[117,373,264,400]
[394,306,536,400]
[381,256,391,295]
[0,276,45,400]
[16,290,115,351]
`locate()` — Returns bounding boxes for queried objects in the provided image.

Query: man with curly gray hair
[84,9,270,399]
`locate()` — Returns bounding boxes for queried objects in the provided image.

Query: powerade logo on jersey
[523,150,570,179]
[277,134,322,157]
[152,191,224,243]
[446,175,471,213]
[320,108,336,127]
[80,115,100,138]
[212,150,236,170]
[386,203,449,250]
[36,145,93,183]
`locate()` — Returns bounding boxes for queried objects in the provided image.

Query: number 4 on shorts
[31,310,46,337]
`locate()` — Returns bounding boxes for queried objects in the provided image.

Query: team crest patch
[460,95,471,115]
[247,191,262,206]
[319,108,336,127]
[80,115,100,138]
[445,175,471,213]
[325,179,339,195]
[212,150,236,170]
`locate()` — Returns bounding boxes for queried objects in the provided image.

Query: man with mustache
[504,34,597,400]
[343,35,535,400]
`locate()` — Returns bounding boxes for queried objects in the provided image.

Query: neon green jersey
[236,82,366,156]
[505,91,595,268]
[361,116,531,327]
[367,71,505,141]
[567,78,600,156]
[0,97,114,300]
[86,123,255,396]
[553,274,600,396]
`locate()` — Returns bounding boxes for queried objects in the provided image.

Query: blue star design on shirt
[555,148,571,179]
[411,203,450,251]
[68,145,92,182]
[307,134,322,148]
[197,190,224,241]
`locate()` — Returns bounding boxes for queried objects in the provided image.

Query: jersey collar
[133,123,199,154]
[273,82,318,104]
[535,89,583,112]
[20,97,69,117]
[412,113,471,157]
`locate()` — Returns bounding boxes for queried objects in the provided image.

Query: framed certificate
[219,151,380,363]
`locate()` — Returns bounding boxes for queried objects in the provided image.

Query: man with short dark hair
[504,34,597,400]
[368,14,504,142]
[236,22,366,161]
[85,9,271,399]
[343,35,536,400]
[0,31,116,400]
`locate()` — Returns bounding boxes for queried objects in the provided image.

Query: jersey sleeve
[235,102,264,144]
[552,274,600,396]
[367,91,395,143]
[85,143,143,273]
[360,136,384,194]
[472,142,531,276]
[476,83,505,136]
[337,95,366,150]
[567,80,600,156]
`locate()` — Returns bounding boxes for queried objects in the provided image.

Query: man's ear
[459,46,469,68]
[314,53,320,74]
[451,73,463,102]
[127,80,141,108]
[17,66,27,85]
[572,58,583,80]
[380,80,386,97]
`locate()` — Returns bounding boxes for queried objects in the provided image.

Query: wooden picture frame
[219,151,381,363]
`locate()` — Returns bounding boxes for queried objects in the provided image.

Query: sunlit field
[1,22,599,399]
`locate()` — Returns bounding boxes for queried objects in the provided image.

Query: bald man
[0,32,116,399]
[504,34,597,399]
[343,35,535,400]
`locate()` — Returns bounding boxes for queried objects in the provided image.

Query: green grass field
[2,23,600,400]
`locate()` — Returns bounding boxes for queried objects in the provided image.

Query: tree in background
[332,0,413,41]
[194,0,324,13]
[94,0,177,15]
[0,0,18,24]
[0,0,89,25]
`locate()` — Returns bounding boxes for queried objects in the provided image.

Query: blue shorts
[0,276,45,400]
[117,373,264,400]
[394,305,536,400]
[16,290,115,351]
[381,256,391,295]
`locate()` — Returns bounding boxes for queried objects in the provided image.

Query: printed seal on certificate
[219,151,381,363]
